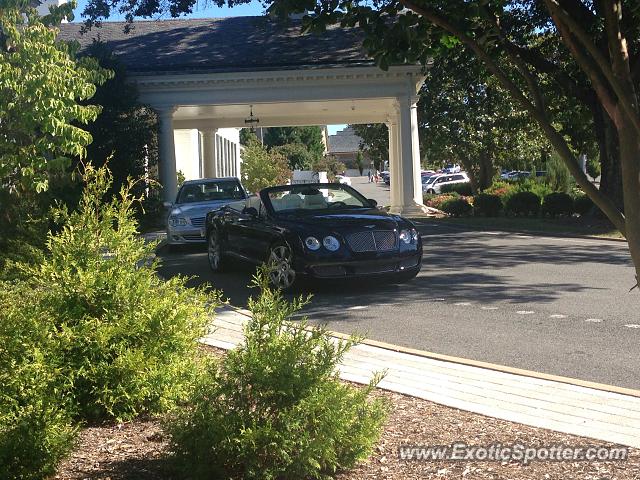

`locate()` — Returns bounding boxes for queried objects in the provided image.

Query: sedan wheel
[207,230,224,272]
[268,244,296,291]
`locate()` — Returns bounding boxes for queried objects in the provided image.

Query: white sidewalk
[202,306,640,448]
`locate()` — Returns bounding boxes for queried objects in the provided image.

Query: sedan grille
[346,231,397,252]
[190,216,205,228]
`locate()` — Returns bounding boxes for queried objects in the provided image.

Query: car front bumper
[166,226,207,245]
[297,251,422,280]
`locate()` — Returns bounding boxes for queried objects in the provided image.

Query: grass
[427,216,624,239]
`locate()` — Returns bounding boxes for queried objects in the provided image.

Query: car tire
[427,189,435,194]
[207,228,226,272]
[267,242,298,292]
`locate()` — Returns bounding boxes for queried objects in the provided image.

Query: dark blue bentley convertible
[205,183,422,290]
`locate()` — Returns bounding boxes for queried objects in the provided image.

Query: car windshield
[177,180,244,204]
[265,184,370,213]
[424,176,439,185]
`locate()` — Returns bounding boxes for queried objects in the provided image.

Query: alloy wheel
[208,231,222,271]
[268,244,296,290]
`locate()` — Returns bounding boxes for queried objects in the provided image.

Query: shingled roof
[57,17,372,75]
[328,126,363,154]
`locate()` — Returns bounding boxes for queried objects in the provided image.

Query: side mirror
[243,207,259,218]
[368,199,378,208]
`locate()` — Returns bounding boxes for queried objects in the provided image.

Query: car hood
[278,209,409,232]
[170,200,234,217]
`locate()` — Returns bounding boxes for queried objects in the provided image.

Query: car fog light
[305,236,320,250]
[323,236,340,251]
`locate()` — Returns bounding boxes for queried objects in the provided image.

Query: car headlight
[304,236,321,250]
[169,216,188,227]
[400,228,418,244]
[323,235,340,251]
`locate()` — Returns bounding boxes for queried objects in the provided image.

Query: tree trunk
[596,106,624,211]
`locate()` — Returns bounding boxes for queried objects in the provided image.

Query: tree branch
[398,0,627,235]
[544,0,640,136]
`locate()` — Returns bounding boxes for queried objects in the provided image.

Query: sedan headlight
[400,228,419,244]
[304,236,321,250]
[323,235,340,251]
[169,216,188,227]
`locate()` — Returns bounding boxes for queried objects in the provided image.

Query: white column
[389,96,426,215]
[200,129,218,178]
[387,115,402,211]
[156,105,178,203]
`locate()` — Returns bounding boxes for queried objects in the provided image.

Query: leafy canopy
[0,0,111,194]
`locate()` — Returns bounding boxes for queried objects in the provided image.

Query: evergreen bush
[167,270,388,480]
[473,193,503,217]
[542,192,574,217]
[505,191,541,216]
[441,197,473,217]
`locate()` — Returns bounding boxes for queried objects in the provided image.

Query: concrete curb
[409,218,627,243]
[223,305,640,399]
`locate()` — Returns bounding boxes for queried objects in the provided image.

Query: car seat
[303,193,327,209]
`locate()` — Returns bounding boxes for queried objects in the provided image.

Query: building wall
[174,128,242,181]
[36,0,67,17]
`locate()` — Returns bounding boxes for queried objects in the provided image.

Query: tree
[262,126,326,161]
[0,0,110,195]
[241,134,291,192]
[355,150,364,175]
[350,123,388,171]
[79,42,158,199]
[271,142,315,170]
[419,46,550,191]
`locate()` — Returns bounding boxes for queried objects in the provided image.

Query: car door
[236,196,280,262]
[220,199,248,257]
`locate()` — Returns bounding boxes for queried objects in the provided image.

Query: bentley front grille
[346,231,397,252]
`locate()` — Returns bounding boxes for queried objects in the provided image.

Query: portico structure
[59,17,427,215]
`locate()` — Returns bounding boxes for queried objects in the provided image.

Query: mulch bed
[55,350,639,480]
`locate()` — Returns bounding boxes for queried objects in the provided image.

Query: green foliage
[441,197,472,217]
[356,150,364,175]
[272,143,315,170]
[18,165,215,421]
[440,182,473,196]
[473,193,503,217]
[0,284,77,480]
[0,2,111,194]
[177,169,186,187]
[542,192,574,217]
[505,191,541,217]
[167,269,388,480]
[263,126,325,161]
[484,180,517,198]
[351,124,388,170]
[242,137,292,193]
[513,178,554,200]
[80,42,158,199]
[545,153,573,193]
[312,155,346,181]
[586,156,601,179]
[573,194,595,217]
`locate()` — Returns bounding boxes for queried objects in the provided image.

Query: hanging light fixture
[244,105,260,131]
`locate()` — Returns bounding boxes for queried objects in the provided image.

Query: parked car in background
[165,177,247,247]
[423,172,470,194]
[442,164,461,174]
[205,183,422,290]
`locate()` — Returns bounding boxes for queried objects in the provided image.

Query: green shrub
[440,182,473,196]
[545,153,573,193]
[513,177,554,199]
[542,192,574,217]
[574,194,595,216]
[505,191,541,216]
[19,165,216,421]
[167,270,388,480]
[441,197,473,217]
[473,193,503,217]
[0,284,77,480]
